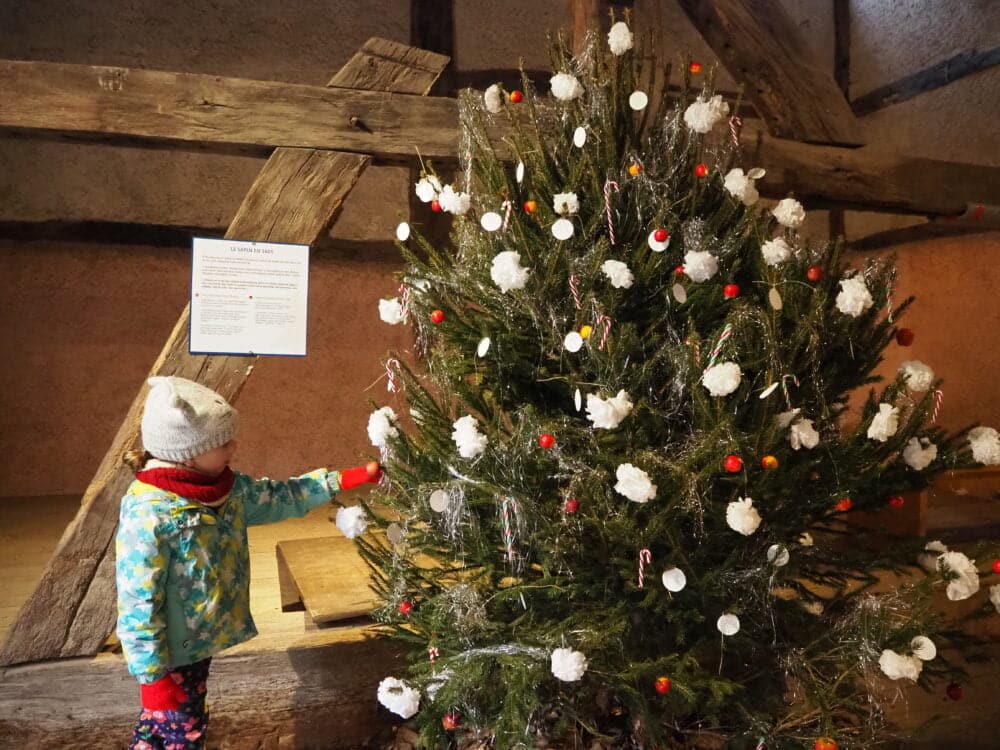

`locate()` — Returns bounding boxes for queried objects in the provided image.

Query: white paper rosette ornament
[607,21,633,55]
[378,297,406,325]
[414,174,441,203]
[702,362,742,397]
[867,403,900,442]
[484,83,503,114]
[772,198,805,228]
[968,426,1000,465]
[490,251,530,292]
[789,418,820,450]
[835,276,874,317]
[601,259,634,289]
[683,249,719,282]
[377,676,421,718]
[938,551,980,601]
[903,437,937,470]
[335,505,367,539]
[614,463,656,503]
[761,237,793,267]
[723,167,764,206]
[437,184,471,215]
[585,390,633,429]
[550,72,583,102]
[550,647,588,681]
[899,360,935,392]
[553,192,579,215]
[879,650,922,682]
[368,406,399,450]
[684,95,729,134]
[452,415,487,458]
[991,584,1000,613]
[726,497,761,536]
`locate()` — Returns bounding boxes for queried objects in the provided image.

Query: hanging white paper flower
[790,418,820,450]
[867,403,900,443]
[550,72,584,102]
[683,250,719,282]
[723,167,764,206]
[910,636,937,661]
[772,198,806,228]
[452,415,487,459]
[484,83,503,114]
[437,184,471,215]
[661,567,687,592]
[968,426,1000,465]
[879,649,923,682]
[378,297,406,325]
[607,21,633,55]
[376,676,421,718]
[726,497,761,536]
[717,613,741,636]
[899,360,935,392]
[761,237,794,267]
[918,539,949,572]
[903,437,937,470]
[367,406,399,449]
[335,505,367,539]
[775,408,801,429]
[414,175,441,203]
[683,95,730,134]
[614,463,657,503]
[990,584,1000,613]
[938,550,980,601]
[702,362,742,397]
[553,191,579,215]
[550,647,588,681]
[601,259,634,289]
[835,276,874,317]
[490,251,531,292]
[798,531,814,547]
[586,390,633,429]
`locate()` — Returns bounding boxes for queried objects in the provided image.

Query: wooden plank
[0,56,460,162]
[0,37,448,667]
[276,536,376,623]
[410,0,454,94]
[677,0,864,146]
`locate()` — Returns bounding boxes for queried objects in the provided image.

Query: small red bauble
[523,199,537,213]
[538,433,555,449]
[628,163,643,177]
[564,498,580,514]
[761,455,779,471]
[806,265,824,282]
[836,497,853,512]
[896,328,915,346]
[689,62,702,74]
[430,309,445,324]
[509,90,523,103]
[430,199,442,212]
[694,163,709,178]
[724,455,743,473]
[723,283,740,299]
[653,228,669,242]
[654,676,672,694]
[674,265,686,275]
[992,559,1000,574]
[946,681,963,701]
[887,495,905,508]
[398,601,413,615]
[814,738,838,750]
[442,712,461,730]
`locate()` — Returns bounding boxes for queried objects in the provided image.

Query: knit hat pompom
[141,376,239,461]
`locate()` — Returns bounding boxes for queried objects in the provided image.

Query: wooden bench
[275,535,376,625]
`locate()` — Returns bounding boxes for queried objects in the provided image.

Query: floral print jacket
[116,469,340,683]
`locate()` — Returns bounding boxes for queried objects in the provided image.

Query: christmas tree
[347,19,1000,750]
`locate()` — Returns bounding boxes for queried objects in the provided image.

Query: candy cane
[385,358,401,393]
[729,115,742,148]
[501,199,513,230]
[399,284,411,319]
[501,496,518,562]
[603,180,620,245]
[886,293,894,324]
[569,274,582,310]
[638,548,652,588]
[781,374,799,409]
[707,323,734,369]
[932,389,944,423]
[597,314,612,351]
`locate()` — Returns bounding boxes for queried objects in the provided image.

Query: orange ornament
[761,455,779,470]
[814,738,838,750]
[523,199,537,213]
[442,712,461,730]
[509,90,523,103]
[628,163,643,177]
[689,62,702,74]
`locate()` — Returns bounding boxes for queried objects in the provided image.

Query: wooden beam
[850,46,1000,116]
[832,0,851,96]
[847,222,998,253]
[0,37,448,667]
[676,0,864,146]
[410,0,455,94]
[569,0,608,55]
[0,58,460,162]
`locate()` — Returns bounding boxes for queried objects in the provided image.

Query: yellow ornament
[761,455,779,470]
[627,163,642,177]
[579,325,593,339]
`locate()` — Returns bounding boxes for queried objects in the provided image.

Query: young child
[116,375,380,749]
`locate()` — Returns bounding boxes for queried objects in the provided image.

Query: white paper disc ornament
[552,218,575,240]
[573,126,587,147]
[766,544,790,567]
[386,523,406,544]
[661,567,687,592]
[515,161,525,184]
[480,212,503,232]
[647,230,670,252]
[477,337,491,357]
[672,283,687,304]
[429,490,451,513]
[759,382,780,399]
[564,331,584,352]
[574,388,582,411]
[395,222,411,241]
[717,613,741,636]
[628,91,649,110]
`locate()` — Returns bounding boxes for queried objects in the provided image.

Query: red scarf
[136,466,235,505]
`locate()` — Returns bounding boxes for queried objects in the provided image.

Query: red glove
[140,674,187,712]
[338,461,383,490]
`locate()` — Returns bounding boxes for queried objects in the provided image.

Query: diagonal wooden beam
[0,37,448,667]
[676,0,864,146]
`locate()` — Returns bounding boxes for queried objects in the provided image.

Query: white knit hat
[141,376,239,461]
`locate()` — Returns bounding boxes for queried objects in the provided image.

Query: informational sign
[189,237,310,356]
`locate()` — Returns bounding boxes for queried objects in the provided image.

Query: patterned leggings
[129,659,211,750]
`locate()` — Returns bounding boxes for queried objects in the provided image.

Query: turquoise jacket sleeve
[235,468,341,527]
[115,496,171,684]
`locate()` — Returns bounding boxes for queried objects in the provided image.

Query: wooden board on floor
[276,536,376,624]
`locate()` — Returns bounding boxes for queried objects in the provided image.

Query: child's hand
[338,462,383,490]
[140,674,188,712]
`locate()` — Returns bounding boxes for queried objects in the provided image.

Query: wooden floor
[0,493,336,644]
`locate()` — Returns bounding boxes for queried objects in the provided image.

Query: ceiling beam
[676,0,864,146]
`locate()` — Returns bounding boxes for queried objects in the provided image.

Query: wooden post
[0,37,448,667]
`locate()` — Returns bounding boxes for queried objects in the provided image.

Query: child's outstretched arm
[237,463,381,527]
